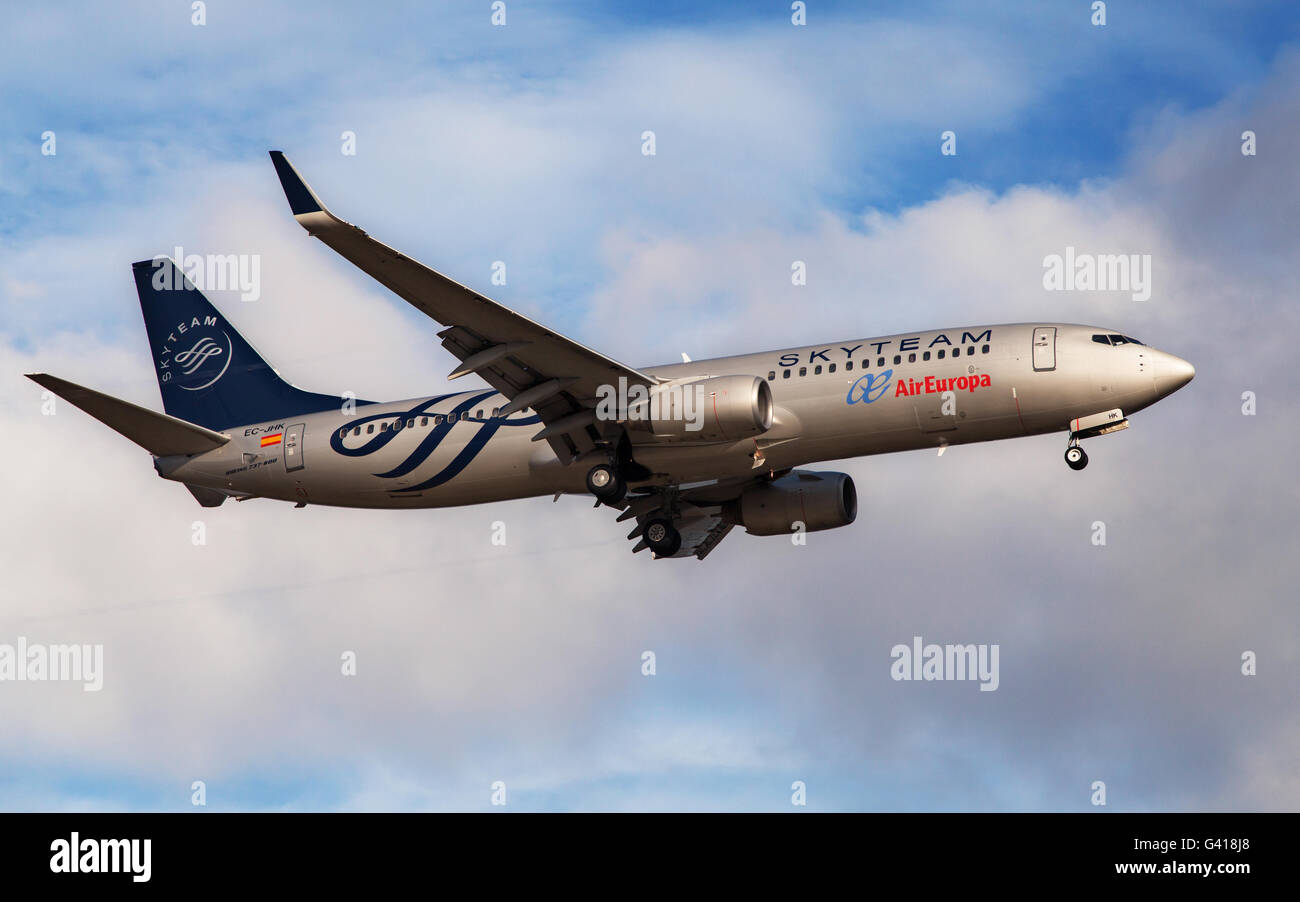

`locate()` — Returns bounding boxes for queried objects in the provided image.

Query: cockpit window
[1094,333,1145,346]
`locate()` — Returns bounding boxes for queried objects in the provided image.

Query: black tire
[604,478,627,504]
[586,464,621,500]
[1065,446,1088,470]
[643,517,682,556]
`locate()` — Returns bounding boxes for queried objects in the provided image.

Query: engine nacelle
[736,470,857,536]
[634,374,773,442]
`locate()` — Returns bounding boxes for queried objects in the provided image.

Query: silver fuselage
[160,323,1193,508]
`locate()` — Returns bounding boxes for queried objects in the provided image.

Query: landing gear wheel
[1064,445,1088,471]
[643,517,682,557]
[586,463,625,502]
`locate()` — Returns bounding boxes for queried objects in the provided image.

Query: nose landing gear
[1064,437,1088,471]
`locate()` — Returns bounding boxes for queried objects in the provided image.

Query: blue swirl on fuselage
[375,392,493,479]
[329,394,452,459]
[329,390,541,491]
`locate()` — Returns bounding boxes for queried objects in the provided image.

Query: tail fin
[133,258,347,430]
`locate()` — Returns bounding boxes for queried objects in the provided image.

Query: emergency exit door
[1032,327,1057,372]
[283,423,306,472]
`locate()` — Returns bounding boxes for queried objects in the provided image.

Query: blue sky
[3,1,1296,349]
[4,2,1295,226]
[2,2,1299,811]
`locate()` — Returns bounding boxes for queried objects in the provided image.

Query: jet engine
[735,470,857,536]
[630,374,773,442]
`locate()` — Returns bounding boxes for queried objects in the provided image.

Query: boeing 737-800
[26,152,1195,559]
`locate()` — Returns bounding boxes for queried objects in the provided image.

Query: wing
[269,151,656,464]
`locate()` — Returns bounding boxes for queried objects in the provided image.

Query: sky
[1,1,1298,811]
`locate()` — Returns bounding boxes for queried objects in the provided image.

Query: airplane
[26,151,1195,560]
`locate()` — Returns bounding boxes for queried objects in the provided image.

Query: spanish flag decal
[260,432,283,447]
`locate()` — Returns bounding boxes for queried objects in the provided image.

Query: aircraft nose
[1158,352,1195,396]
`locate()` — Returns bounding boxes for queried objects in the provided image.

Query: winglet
[269,150,326,216]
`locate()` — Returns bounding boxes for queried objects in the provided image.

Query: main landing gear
[642,517,682,557]
[1064,436,1089,471]
[585,436,650,507]
[585,462,627,504]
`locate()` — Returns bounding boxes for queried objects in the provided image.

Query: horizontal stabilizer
[26,373,230,457]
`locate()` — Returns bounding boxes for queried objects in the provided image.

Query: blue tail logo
[134,257,366,431]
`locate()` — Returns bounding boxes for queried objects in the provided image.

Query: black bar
[0,813,1285,888]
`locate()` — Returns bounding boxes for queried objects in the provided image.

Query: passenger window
[491,408,500,417]
[434,415,443,425]
[420,417,428,426]
[476,409,483,418]
[877,357,885,367]
[982,344,989,353]
[845,361,853,371]
[828,363,836,373]
[893,355,901,365]
[339,428,346,439]
[406,419,414,428]
[908,353,916,363]
[799,367,807,376]
[353,427,360,436]
[966,346,974,356]
[367,424,374,434]
[814,365,822,375]
[937,349,945,359]
[767,371,775,380]
[923,351,931,361]
[381,422,389,431]
[783,369,791,379]
[462,412,469,420]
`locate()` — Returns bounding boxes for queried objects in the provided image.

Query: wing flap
[619,477,769,560]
